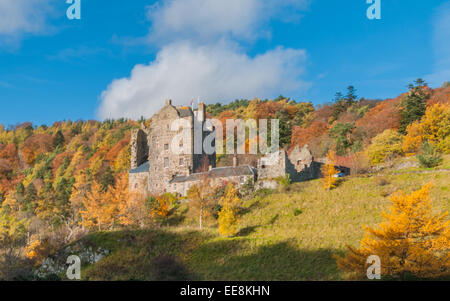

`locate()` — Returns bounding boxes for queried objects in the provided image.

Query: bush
[417,142,443,168]
[367,129,403,165]
[276,174,292,191]
[293,208,303,216]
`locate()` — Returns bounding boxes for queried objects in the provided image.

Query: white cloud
[98,41,309,119]
[99,0,312,119]
[0,0,52,46]
[146,0,309,44]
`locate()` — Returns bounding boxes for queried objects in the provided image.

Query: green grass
[78,162,449,281]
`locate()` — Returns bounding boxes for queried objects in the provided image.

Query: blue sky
[0,0,449,126]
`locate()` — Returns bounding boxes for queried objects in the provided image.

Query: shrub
[276,174,291,191]
[417,142,443,168]
[293,208,303,216]
[367,129,403,165]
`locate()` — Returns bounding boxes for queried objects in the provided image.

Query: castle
[129,100,349,196]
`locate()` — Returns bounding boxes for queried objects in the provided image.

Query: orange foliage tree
[336,184,450,280]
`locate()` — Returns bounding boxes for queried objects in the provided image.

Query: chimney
[198,102,205,122]
[233,155,238,168]
[165,99,172,106]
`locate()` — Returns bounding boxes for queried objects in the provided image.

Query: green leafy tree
[275,109,292,147]
[329,123,355,155]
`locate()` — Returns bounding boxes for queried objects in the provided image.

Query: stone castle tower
[129,100,215,195]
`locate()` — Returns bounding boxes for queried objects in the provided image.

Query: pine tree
[417,142,443,168]
[321,150,339,190]
[218,184,240,237]
[399,80,430,134]
[345,85,358,105]
[53,130,65,148]
[335,184,450,280]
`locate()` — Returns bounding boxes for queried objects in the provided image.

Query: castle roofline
[130,161,149,174]
[170,165,255,184]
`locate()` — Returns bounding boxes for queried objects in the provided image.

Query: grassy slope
[81,156,450,281]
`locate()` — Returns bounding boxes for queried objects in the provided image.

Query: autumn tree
[81,181,106,231]
[321,150,338,190]
[150,194,172,225]
[186,177,216,230]
[335,184,450,280]
[417,103,450,153]
[366,129,403,165]
[402,103,450,154]
[218,184,240,237]
[402,121,423,155]
[0,213,29,280]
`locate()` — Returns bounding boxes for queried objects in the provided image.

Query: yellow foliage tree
[107,174,131,227]
[81,181,106,231]
[321,150,338,190]
[113,145,131,173]
[218,184,240,237]
[418,103,450,153]
[367,129,403,165]
[187,177,215,229]
[402,103,450,155]
[402,121,423,155]
[81,173,147,231]
[335,183,450,280]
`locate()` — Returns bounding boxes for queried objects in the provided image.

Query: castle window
[164,144,169,150]
[164,157,169,168]
[179,158,184,166]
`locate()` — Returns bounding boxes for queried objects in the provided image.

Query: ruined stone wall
[167,174,254,196]
[130,128,149,169]
[257,151,288,180]
[288,145,313,172]
[129,172,149,193]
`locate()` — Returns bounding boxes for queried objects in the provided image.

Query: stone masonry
[130,101,349,196]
